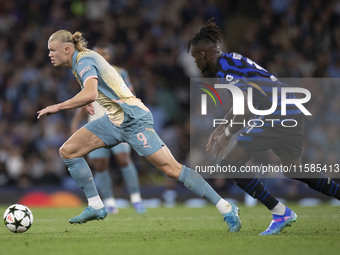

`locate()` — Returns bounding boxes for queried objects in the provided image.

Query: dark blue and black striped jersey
[216,52,302,122]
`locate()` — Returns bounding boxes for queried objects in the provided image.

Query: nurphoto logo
[199,82,312,128]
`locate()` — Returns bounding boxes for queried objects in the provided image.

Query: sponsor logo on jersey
[226,74,234,82]
[79,65,92,78]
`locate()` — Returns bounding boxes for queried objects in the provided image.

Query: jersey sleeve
[76,58,98,85]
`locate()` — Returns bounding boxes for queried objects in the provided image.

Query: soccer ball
[3,204,33,233]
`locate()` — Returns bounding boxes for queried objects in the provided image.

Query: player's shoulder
[77,50,101,64]
[76,50,101,71]
[76,51,91,64]
[225,52,248,63]
[74,51,100,78]
[219,52,245,67]
[77,49,95,58]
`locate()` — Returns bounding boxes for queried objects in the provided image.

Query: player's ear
[64,44,72,55]
[200,51,206,58]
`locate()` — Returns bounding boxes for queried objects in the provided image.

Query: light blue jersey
[71,49,164,156]
[71,50,149,126]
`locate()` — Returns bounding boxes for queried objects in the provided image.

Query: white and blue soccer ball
[3,204,33,233]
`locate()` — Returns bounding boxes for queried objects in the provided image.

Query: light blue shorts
[85,112,164,156]
[88,143,131,159]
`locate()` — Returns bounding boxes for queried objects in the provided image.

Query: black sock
[219,160,280,210]
[234,177,279,210]
[294,174,340,200]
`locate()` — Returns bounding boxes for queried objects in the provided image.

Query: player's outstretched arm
[36,104,61,119]
[37,78,98,119]
[207,90,252,157]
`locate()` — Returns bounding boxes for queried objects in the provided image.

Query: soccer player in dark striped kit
[188,18,340,235]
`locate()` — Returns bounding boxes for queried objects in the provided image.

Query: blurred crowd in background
[0,0,340,200]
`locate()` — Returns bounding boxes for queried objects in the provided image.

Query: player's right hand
[212,133,230,158]
[37,104,60,119]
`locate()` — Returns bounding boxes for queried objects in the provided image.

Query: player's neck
[209,53,222,74]
[66,48,76,68]
[66,58,73,68]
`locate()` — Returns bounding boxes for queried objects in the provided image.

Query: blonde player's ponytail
[49,30,88,52]
[71,31,88,52]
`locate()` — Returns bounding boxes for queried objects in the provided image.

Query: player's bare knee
[59,144,69,159]
[59,143,76,159]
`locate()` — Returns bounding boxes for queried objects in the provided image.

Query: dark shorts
[236,115,304,159]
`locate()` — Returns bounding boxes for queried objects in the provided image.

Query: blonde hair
[49,30,88,52]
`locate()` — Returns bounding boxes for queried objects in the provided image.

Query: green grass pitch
[0,204,339,255]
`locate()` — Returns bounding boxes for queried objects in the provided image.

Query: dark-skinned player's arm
[207,90,252,157]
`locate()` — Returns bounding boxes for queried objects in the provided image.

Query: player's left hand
[37,104,60,119]
[86,103,95,115]
[206,124,226,152]
[212,133,230,158]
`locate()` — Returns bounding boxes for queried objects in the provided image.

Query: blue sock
[94,170,114,200]
[63,157,99,199]
[121,162,140,195]
[178,165,221,205]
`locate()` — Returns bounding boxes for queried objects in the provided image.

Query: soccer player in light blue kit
[71,44,145,214]
[38,30,241,231]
